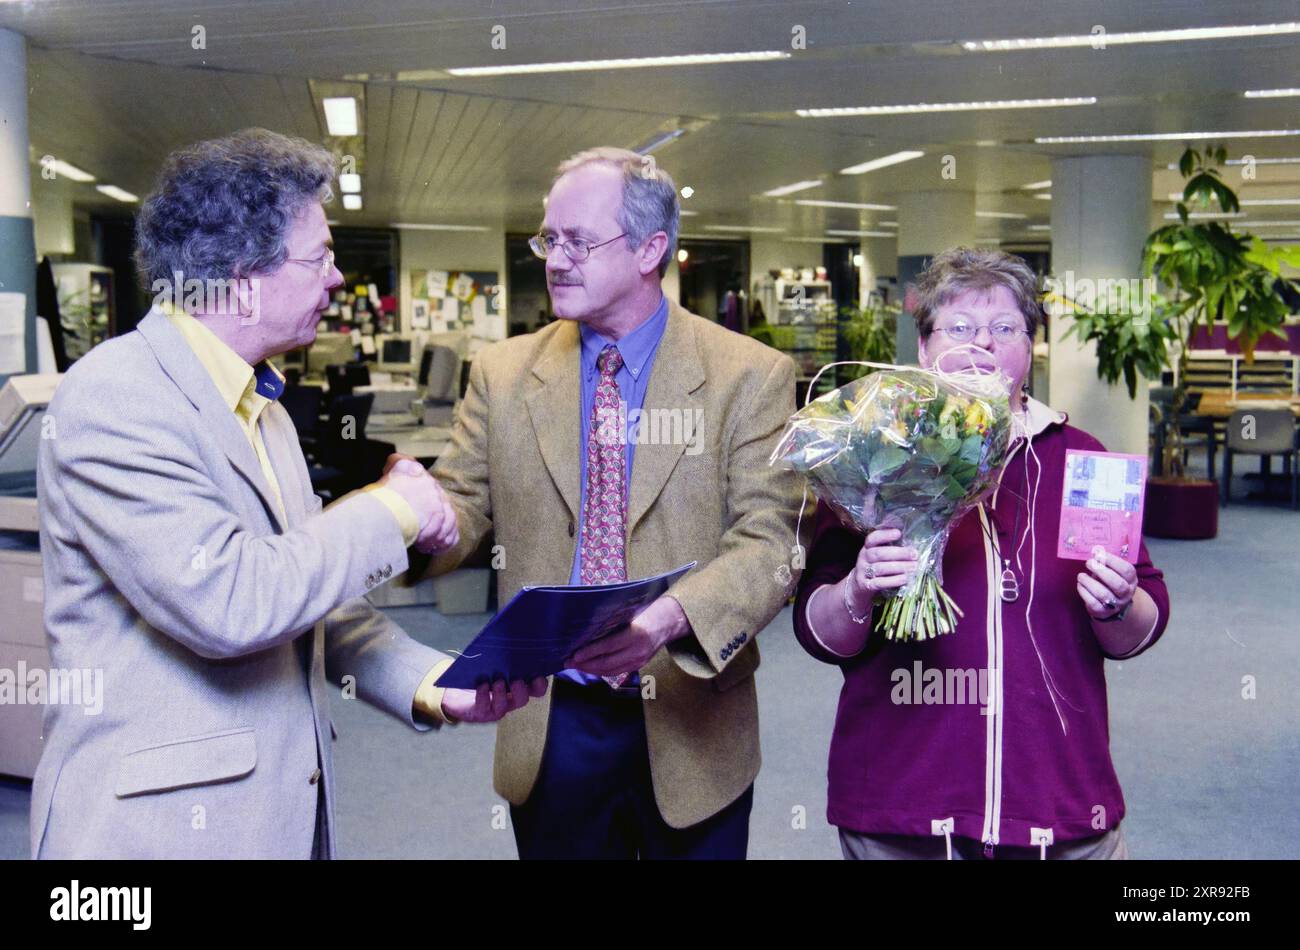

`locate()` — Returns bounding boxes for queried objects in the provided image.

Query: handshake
[377,454,460,555]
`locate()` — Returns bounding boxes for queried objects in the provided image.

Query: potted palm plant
[1064,146,1299,538]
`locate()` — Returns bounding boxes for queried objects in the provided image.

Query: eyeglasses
[529,231,627,263]
[934,321,1029,344]
[284,247,335,277]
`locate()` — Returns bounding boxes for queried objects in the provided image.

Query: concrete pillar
[896,191,976,365]
[0,29,37,380]
[33,185,76,257]
[1048,154,1152,455]
[857,235,897,307]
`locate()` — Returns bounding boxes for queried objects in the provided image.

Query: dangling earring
[1021,381,1030,408]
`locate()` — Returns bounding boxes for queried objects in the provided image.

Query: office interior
[0,1,1298,859]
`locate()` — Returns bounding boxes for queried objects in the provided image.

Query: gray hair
[910,246,1043,339]
[554,146,679,278]
[134,128,335,289]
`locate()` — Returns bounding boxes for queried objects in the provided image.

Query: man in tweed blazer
[426,148,802,858]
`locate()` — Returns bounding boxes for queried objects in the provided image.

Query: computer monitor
[381,338,412,365]
[279,346,306,371]
[0,374,59,530]
[375,334,417,375]
[307,332,356,375]
[419,344,460,402]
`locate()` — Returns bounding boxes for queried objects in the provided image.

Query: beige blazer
[429,301,803,828]
[33,309,446,859]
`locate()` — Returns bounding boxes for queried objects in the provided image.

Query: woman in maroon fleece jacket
[795,247,1171,860]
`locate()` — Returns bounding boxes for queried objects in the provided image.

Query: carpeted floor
[2,452,1296,859]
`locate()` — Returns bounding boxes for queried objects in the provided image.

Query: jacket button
[309,768,321,785]
[568,521,575,537]
[383,565,392,578]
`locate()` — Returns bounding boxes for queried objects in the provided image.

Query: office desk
[366,423,452,463]
[1195,390,1300,419]
[355,380,421,414]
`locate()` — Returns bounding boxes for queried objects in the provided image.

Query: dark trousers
[510,678,753,860]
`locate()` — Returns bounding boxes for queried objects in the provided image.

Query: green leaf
[867,446,909,481]
[918,437,952,465]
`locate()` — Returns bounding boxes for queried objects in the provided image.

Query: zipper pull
[983,836,995,859]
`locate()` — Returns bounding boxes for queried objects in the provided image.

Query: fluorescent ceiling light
[763,180,823,197]
[1244,88,1300,98]
[1022,179,1051,190]
[962,23,1300,51]
[976,211,1028,219]
[1034,193,1052,200]
[43,158,95,182]
[448,50,789,77]
[679,210,698,216]
[1235,219,1300,227]
[800,98,1093,118]
[840,151,925,175]
[339,173,361,194]
[703,225,786,233]
[341,194,363,211]
[880,221,898,227]
[795,199,897,210]
[1167,157,1300,169]
[1162,211,1244,220]
[827,229,894,237]
[634,129,687,155]
[322,97,359,136]
[1039,129,1300,143]
[1170,192,1300,206]
[95,184,137,202]
[390,222,489,231]
[1028,225,1052,231]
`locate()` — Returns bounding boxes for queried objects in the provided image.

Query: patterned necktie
[581,345,629,688]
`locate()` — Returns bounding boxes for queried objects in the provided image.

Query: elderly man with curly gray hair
[31,128,544,859]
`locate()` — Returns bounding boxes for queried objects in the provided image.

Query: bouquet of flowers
[771,365,1014,642]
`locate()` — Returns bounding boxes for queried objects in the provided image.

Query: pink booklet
[1057,449,1148,564]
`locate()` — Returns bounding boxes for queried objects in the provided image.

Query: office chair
[307,393,396,500]
[1221,407,1298,509]
[324,362,371,404]
[345,362,371,388]
[1151,388,1213,478]
[280,384,323,444]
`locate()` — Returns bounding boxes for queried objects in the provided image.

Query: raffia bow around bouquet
[771,362,1014,642]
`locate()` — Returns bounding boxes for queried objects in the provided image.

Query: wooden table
[1193,390,1300,419]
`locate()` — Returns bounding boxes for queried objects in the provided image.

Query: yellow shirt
[163,305,454,724]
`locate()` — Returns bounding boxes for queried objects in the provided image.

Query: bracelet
[841,580,872,624]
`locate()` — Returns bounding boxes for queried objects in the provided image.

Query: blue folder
[434,562,697,689]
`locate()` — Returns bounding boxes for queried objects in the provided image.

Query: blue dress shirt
[559,295,669,686]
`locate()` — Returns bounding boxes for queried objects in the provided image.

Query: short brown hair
[909,246,1043,339]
